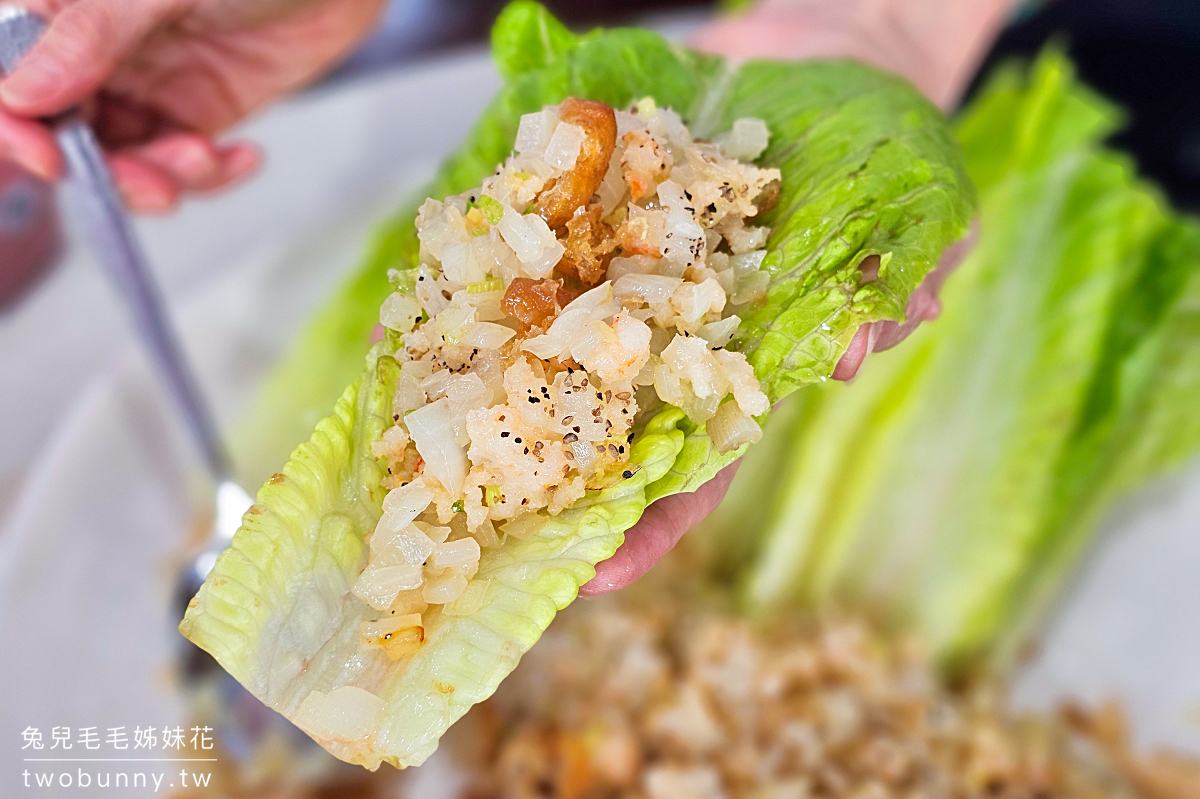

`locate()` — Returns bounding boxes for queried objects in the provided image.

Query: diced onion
[376,479,434,540]
[680,388,724,423]
[499,513,545,541]
[544,121,586,171]
[497,206,552,266]
[373,524,435,567]
[443,578,491,616]
[429,537,481,570]
[462,288,506,321]
[613,274,683,306]
[388,588,428,615]
[730,250,767,275]
[422,570,469,604]
[714,268,736,295]
[596,148,626,215]
[607,255,660,280]
[524,238,566,280]
[415,521,451,544]
[514,108,557,155]
[718,117,771,161]
[439,240,486,284]
[295,686,384,743]
[353,563,424,610]
[407,398,468,498]
[434,301,476,344]
[707,400,763,454]
[459,322,517,350]
[415,266,450,317]
[415,202,460,264]
[396,360,433,413]
[380,293,422,333]
[419,369,453,398]
[563,281,614,314]
[698,315,741,349]
[731,270,770,306]
[470,519,500,548]
[670,279,726,324]
[727,225,771,254]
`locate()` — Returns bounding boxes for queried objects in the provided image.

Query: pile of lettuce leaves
[179,2,974,769]
[700,49,1200,671]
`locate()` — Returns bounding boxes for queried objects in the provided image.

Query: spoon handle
[0,4,233,480]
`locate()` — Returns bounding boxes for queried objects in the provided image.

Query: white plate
[3,43,1199,799]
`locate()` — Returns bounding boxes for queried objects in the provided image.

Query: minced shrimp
[355,96,780,649]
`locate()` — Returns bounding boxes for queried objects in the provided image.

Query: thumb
[0,0,175,116]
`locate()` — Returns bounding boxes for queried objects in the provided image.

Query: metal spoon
[0,8,357,778]
[0,4,252,592]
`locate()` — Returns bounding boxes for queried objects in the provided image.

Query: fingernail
[220,144,260,179]
[172,141,217,182]
[5,141,60,182]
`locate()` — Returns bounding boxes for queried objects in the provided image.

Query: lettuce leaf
[724,51,1200,668]
[182,1,974,767]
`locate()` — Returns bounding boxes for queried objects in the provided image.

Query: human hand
[0,0,385,212]
[580,234,975,595]
[582,0,1007,596]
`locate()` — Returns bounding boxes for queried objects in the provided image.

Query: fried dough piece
[534,98,618,229]
[502,277,580,333]
[557,205,617,285]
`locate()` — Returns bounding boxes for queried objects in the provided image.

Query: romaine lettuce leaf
[182,1,974,767]
[724,51,1200,668]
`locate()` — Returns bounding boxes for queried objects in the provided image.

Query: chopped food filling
[356,97,778,647]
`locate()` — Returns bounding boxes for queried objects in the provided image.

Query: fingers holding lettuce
[0,0,386,211]
[587,0,1004,595]
[586,231,976,597]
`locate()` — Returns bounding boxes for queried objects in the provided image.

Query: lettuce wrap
[180,2,975,769]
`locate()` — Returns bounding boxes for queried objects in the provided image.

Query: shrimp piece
[621,129,673,201]
[534,98,618,229]
[614,205,665,258]
[582,313,652,385]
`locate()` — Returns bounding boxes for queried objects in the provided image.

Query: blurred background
[2,0,1200,797]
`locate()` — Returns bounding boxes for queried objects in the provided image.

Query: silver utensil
[0,4,252,584]
[0,7,337,772]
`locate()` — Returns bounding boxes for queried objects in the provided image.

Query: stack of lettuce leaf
[702,50,1200,670]
[180,2,975,769]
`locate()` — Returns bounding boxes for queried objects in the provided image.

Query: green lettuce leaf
[183,345,685,767]
[183,1,974,767]
[722,50,1200,668]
